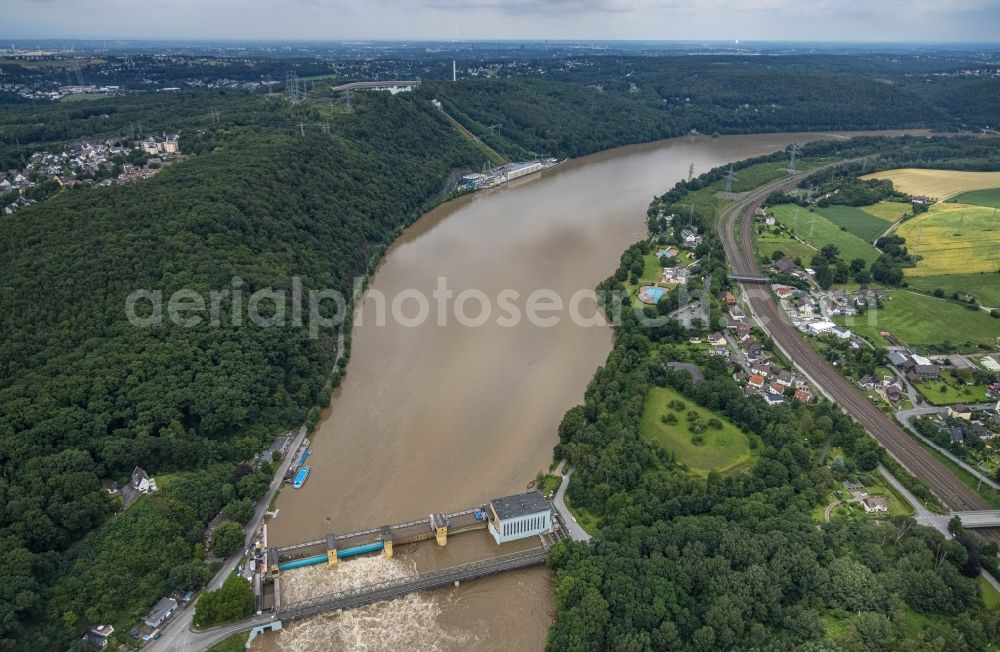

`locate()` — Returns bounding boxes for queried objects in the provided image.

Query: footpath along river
[261,131,905,651]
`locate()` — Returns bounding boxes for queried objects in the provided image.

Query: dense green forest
[0,91,479,650]
[547,139,1000,650]
[421,61,981,160]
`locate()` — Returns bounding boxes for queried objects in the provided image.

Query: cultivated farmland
[816,202,908,242]
[907,273,1000,308]
[951,188,1000,209]
[835,290,1000,350]
[770,204,879,264]
[896,202,1000,276]
[861,169,1000,200]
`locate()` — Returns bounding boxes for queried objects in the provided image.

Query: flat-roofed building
[487,491,552,544]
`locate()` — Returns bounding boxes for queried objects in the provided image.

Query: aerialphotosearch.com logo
[123,275,707,337]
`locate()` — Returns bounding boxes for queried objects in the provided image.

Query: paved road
[718,166,988,512]
[552,464,592,543]
[146,331,346,652]
[665,361,705,383]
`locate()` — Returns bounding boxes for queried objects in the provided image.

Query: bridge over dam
[204,491,571,652]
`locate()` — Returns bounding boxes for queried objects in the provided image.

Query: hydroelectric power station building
[487,491,553,544]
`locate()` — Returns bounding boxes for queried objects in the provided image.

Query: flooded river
[263,131,887,651]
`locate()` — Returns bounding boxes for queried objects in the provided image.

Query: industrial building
[487,491,552,544]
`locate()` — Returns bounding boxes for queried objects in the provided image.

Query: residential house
[774,257,797,275]
[944,426,966,445]
[721,291,736,305]
[843,480,865,492]
[794,389,815,404]
[130,466,158,493]
[748,374,766,390]
[862,496,888,513]
[774,286,795,299]
[769,382,786,396]
[908,364,940,382]
[728,305,746,322]
[763,390,785,406]
[857,375,876,390]
[948,405,974,421]
[774,370,795,388]
[708,332,726,346]
[736,322,751,340]
[751,364,771,379]
[143,597,177,628]
[84,625,114,648]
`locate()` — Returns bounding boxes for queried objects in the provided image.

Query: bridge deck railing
[278,546,548,620]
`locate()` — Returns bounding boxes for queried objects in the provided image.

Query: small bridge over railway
[729,273,771,284]
[917,510,1000,530]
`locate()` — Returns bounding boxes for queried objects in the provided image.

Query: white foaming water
[273,556,474,651]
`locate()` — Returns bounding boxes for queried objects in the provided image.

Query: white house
[143,597,177,628]
[131,466,158,493]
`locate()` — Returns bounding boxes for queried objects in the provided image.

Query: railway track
[717,168,988,512]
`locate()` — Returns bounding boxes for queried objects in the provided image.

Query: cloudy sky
[5,0,1000,42]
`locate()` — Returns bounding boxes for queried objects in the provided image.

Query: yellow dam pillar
[381,526,394,559]
[325,534,338,567]
[433,513,448,547]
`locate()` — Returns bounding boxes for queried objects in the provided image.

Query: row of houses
[3,135,181,216]
[886,349,942,383]
[858,373,907,404]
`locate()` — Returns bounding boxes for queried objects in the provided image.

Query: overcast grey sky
[5,0,1000,42]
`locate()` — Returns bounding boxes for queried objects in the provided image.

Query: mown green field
[897,202,1000,276]
[771,204,880,265]
[816,201,910,241]
[835,290,1000,350]
[951,187,1000,209]
[640,386,756,475]
[906,273,1000,309]
[755,230,815,263]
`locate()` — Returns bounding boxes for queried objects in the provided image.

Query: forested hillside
[422,60,956,159]
[0,91,479,649]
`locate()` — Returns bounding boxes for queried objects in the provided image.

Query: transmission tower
[787,143,800,174]
[809,215,818,239]
[792,207,800,232]
[688,163,694,182]
[489,123,502,136]
[723,165,738,194]
[285,71,300,102]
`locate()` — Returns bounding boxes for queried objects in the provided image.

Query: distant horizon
[3,37,1000,45]
[7,0,1000,43]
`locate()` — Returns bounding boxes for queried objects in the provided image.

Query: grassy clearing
[836,290,1000,350]
[771,204,880,265]
[816,205,897,242]
[897,202,1000,276]
[914,374,994,406]
[980,575,1000,610]
[640,386,756,475]
[756,229,816,263]
[952,188,1000,209]
[862,169,1000,200]
[906,273,1000,309]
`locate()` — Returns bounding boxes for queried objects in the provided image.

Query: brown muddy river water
[262,131,897,651]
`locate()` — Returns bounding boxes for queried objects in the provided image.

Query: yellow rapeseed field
[896,202,1000,276]
[862,168,1000,200]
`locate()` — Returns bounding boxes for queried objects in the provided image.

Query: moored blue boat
[293,466,310,489]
